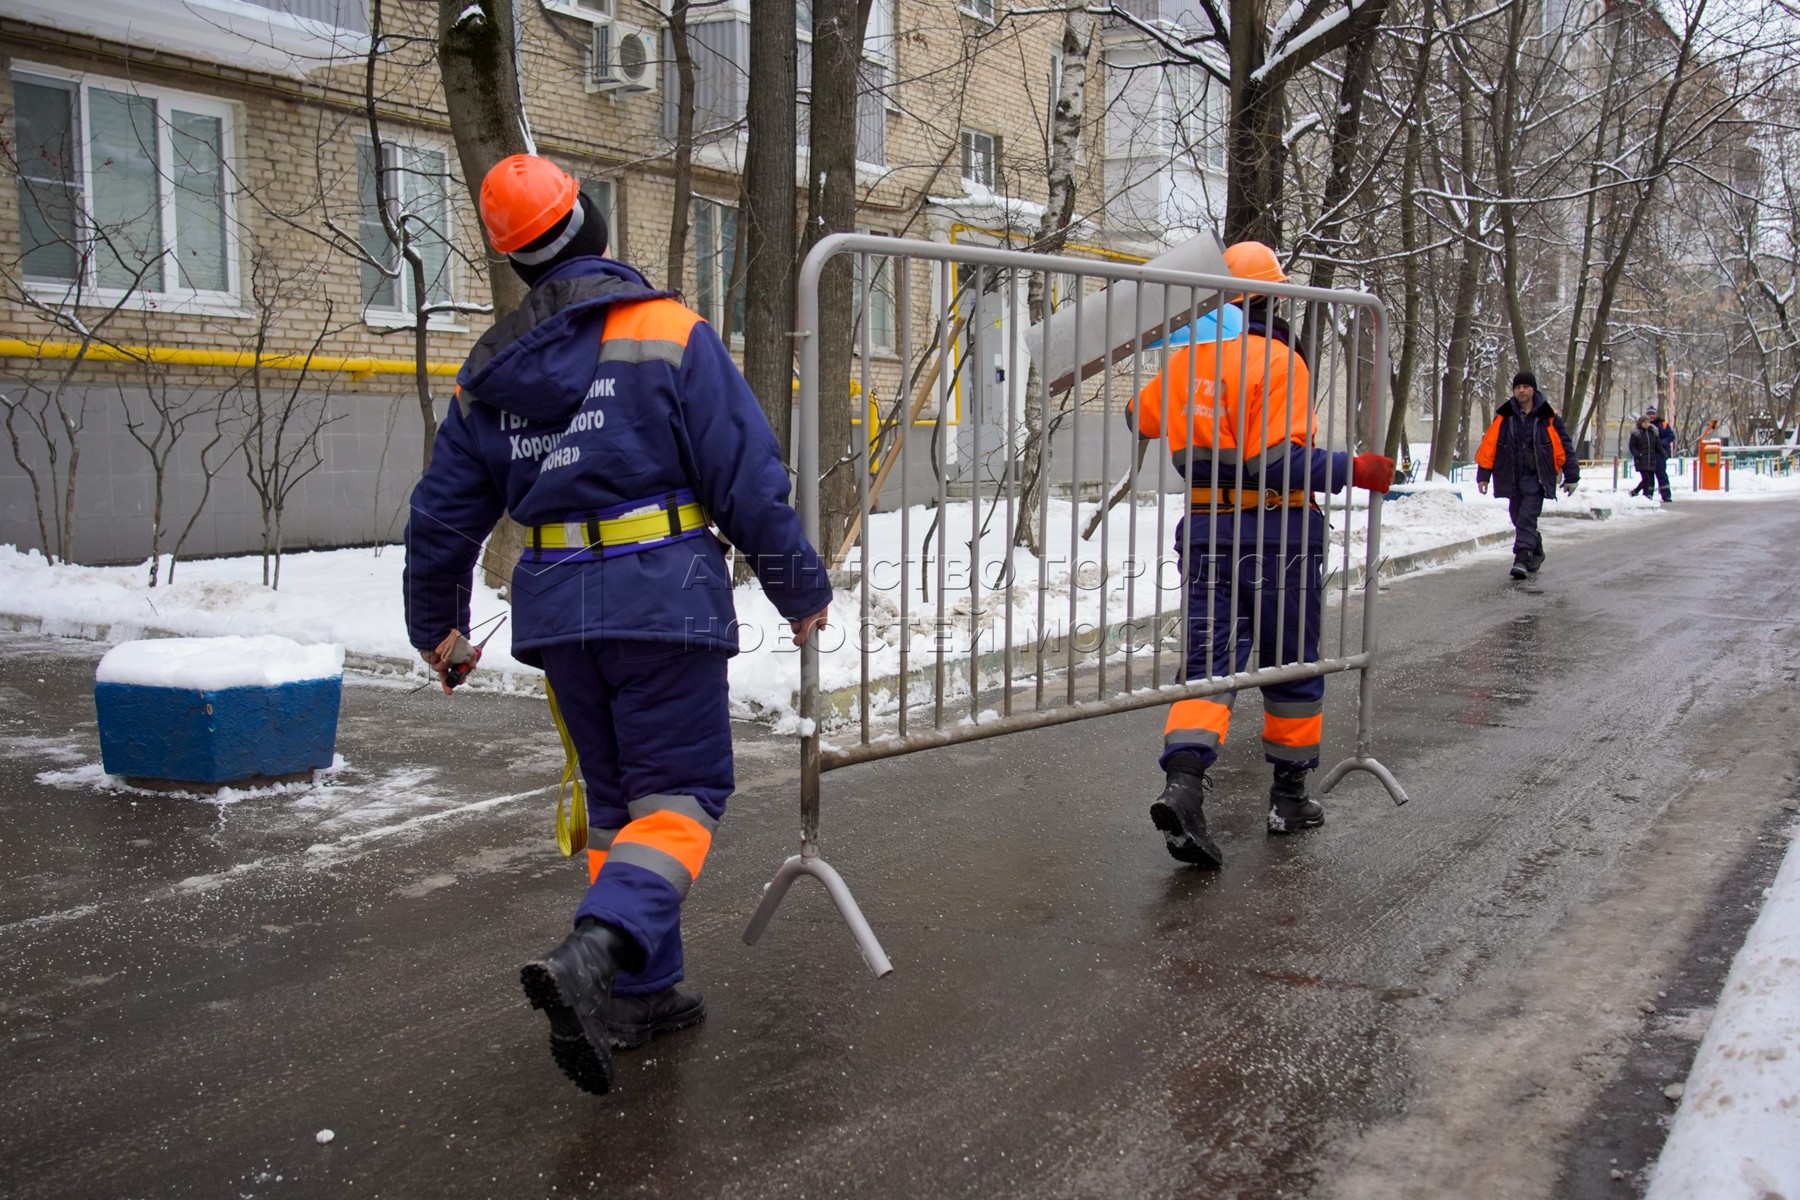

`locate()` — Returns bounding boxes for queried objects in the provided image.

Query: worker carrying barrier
[743,234,1407,977]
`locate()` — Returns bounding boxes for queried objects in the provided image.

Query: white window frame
[1169,64,1226,171]
[852,226,897,356]
[11,62,241,314]
[961,128,998,189]
[691,194,743,343]
[580,175,621,260]
[356,134,458,328]
[958,0,996,22]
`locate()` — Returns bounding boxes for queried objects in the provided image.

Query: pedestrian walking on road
[1475,371,1579,580]
[1648,406,1677,500]
[1628,409,1672,501]
[403,155,831,1095]
[1128,241,1396,870]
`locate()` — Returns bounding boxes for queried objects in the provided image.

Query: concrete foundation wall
[1,388,431,565]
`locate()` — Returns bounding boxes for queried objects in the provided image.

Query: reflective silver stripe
[605,841,693,896]
[598,338,687,367]
[1263,740,1319,762]
[589,827,621,849]
[1164,728,1224,749]
[507,196,585,266]
[1263,699,1323,719]
[626,793,720,833]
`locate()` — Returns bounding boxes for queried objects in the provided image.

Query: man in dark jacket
[1628,409,1672,500]
[1475,370,1579,580]
[404,155,832,1096]
[1646,406,1676,501]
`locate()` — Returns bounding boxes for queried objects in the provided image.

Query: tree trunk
[665,0,698,293]
[437,0,531,318]
[1014,4,1092,554]
[741,0,799,462]
[1385,0,1434,462]
[799,0,873,565]
[437,0,535,595]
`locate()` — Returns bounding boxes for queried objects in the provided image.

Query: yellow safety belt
[543,680,588,856]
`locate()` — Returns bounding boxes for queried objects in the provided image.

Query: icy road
[1,497,1796,1200]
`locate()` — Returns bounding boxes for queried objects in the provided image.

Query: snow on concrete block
[93,636,345,789]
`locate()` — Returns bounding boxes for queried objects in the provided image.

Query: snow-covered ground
[5,471,1770,724]
[1644,818,1800,1200]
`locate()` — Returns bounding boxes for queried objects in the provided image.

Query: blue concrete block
[94,677,343,785]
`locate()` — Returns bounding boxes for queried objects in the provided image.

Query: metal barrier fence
[743,234,1407,976]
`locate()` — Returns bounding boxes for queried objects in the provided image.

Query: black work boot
[1149,759,1223,869]
[1525,546,1545,573]
[606,986,707,1050]
[519,918,638,1094]
[1509,553,1530,581]
[1267,765,1325,834]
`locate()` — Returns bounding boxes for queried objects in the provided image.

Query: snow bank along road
[0,499,1795,1199]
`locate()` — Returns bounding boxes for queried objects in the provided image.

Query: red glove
[1352,453,1396,494]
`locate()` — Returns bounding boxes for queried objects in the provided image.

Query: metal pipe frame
[744,234,1408,978]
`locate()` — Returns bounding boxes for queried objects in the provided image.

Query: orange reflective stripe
[1262,712,1323,747]
[602,297,703,346]
[1548,424,1567,472]
[1476,416,1502,469]
[586,847,608,885]
[1165,697,1232,740]
[611,809,713,880]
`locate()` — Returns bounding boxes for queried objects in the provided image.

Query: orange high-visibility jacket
[1129,314,1344,490]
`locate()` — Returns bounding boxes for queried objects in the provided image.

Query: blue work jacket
[403,256,830,666]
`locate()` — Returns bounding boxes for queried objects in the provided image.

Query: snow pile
[96,636,343,690]
[1644,823,1800,1200]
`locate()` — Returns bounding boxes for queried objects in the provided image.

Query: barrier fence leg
[1319,472,1410,807]
[742,851,894,979]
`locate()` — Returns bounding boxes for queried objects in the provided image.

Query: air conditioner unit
[587,22,657,95]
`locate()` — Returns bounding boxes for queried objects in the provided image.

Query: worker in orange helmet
[403,155,831,1093]
[1128,241,1395,869]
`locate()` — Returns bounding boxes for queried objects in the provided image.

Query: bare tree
[233,252,343,590]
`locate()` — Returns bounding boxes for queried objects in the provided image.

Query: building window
[580,176,620,259]
[958,0,996,20]
[794,1,888,167]
[357,140,453,317]
[1170,66,1226,171]
[11,71,234,299]
[692,196,744,338]
[853,229,896,354]
[961,128,998,189]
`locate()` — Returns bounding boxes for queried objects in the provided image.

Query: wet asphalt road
[2,498,1797,1200]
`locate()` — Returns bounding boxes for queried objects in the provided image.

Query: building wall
[1,2,1143,563]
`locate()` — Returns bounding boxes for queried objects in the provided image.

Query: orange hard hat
[1222,241,1289,286]
[480,154,580,253]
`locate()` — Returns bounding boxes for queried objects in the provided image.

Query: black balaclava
[507,192,611,287]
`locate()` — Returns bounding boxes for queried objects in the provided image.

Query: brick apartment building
[0,0,1230,564]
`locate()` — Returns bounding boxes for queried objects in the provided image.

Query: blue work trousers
[537,640,734,995]
[1161,507,1327,772]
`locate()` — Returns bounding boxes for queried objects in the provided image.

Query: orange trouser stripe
[611,810,713,880]
[1165,697,1232,740]
[586,848,608,885]
[1262,712,1323,747]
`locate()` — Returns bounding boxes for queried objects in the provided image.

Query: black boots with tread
[1267,765,1325,834]
[1150,761,1224,869]
[519,918,635,1095]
